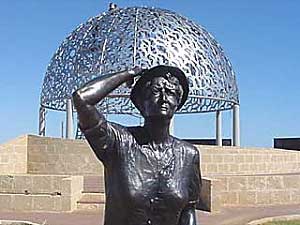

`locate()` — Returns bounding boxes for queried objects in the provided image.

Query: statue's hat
[130,65,189,112]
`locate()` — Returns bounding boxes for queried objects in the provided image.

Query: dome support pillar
[233,104,240,146]
[66,98,74,139]
[38,106,46,136]
[216,110,222,146]
[169,117,175,135]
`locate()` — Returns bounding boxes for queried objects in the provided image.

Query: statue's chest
[117,142,190,207]
[125,142,176,182]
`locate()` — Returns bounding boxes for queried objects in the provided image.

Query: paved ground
[198,204,300,225]
[1,204,300,225]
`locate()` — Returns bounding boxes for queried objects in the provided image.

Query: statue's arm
[72,67,142,161]
[72,67,142,131]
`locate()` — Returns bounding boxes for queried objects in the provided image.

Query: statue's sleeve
[188,149,201,206]
[81,120,125,163]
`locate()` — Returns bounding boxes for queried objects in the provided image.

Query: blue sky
[0,0,299,147]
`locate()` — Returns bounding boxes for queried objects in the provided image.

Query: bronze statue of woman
[73,65,201,225]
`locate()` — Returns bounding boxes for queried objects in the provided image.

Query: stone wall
[24,135,300,176]
[199,145,300,176]
[0,174,83,212]
[214,174,300,206]
[2,135,300,212]
[27,135,103,175]
[0,135,27,174]
[2,135,300,177]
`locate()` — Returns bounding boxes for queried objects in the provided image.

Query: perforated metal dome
[40,6,239,114]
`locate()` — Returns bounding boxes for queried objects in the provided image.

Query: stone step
[76,192,105,212]
[79,192,106,203]
[83,176,105,193]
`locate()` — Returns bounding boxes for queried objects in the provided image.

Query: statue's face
[141,76,181,119]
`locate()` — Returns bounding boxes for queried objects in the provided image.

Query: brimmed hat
[130,65,189,112]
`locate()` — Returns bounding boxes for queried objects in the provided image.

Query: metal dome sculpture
[41,5,239,114]
[39,4,240,145]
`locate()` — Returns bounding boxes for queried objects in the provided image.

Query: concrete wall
[0,135,27,174]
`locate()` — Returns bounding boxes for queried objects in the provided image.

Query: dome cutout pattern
[41,6,239,114]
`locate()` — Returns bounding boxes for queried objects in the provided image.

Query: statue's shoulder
[109,122,141,133]
[107,122,136,140]
[172,137,199,158]
[106,123,146,145]
[127,126,148,144]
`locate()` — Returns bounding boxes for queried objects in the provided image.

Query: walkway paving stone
[1,204,300,225]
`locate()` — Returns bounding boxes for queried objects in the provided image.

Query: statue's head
[130,65,189,119]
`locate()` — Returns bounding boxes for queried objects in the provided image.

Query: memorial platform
[1,134,300,219]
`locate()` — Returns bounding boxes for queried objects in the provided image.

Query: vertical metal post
[233,104,240,146]
[66,98,73,139]
[216,110,222,146]
[61,121,64,138]
[38,106,46,136]
[169,117,175,135]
